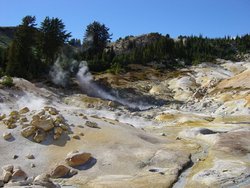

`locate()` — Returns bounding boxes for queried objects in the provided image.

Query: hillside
[0,58,250,187]
[0,27,16,48]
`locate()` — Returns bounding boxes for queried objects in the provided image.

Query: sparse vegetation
[1,75,14,87]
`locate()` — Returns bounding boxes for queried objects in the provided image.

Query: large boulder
[11,168,27,182]
[65,151,92,167]
[31,118,54,132]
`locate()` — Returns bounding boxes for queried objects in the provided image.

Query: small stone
[161,133,166,136]
[2,164,14,173]
[54,115,65,124]
[65,151,92,167]
[48,107,59,115]
[0,114,6,120]
[37,110,45,116]
[87,104,94,108]
[50,165,70,178]
[77,125,84,128]
[19,107,30,114]
[2,171,12,183]
[26,154,35,159]
[31,163,36,168]
[19,117,28,123]
[13,155,18,159]
[21,126,36,138]
[79,132,84,136]
[59,123,68,131]
[9,111,19,117]
[4,119,17,129]
[3,132,13,140]
[32,115,40,121]
[176,137,181,140]
[33,129,46,143]
[85,121,100,129]
[108,101,117,108]
[72,135,80,140]
[82,116,88,120]
[54,127,63,135]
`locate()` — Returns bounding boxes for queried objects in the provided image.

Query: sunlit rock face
[0,60,249,187]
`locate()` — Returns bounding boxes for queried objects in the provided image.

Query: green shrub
[1,76,14,87]
[108,63,122,75]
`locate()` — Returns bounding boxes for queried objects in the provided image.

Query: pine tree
[82,21,112,59]
[6,16,38,78]
[38,17,71,65]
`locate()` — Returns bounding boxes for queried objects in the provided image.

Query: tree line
[0,15,250,79]
[87,33,250,72]
[0,16,71,79]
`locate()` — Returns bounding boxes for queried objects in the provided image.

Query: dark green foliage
[108,62,123,75]
[87,59,110,72]
[0,47,5,68]
[1,76,14,87]
[68,38,81,47]
[104,33,250,69]
[6,16,40,78]
[4,16,71,79]
[38,17,71,65]
[82,21,112,59]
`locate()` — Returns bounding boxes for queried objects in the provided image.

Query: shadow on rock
[73,157,97,170]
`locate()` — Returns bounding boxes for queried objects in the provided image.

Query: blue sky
[0,0,249,41]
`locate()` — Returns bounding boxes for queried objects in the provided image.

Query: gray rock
[2,165,14,173]
[85,121,100,129]
[2,171,12,183]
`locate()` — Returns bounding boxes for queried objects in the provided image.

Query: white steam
[49,56,154,110]
[76,62,154,110]
[49,58,69,87]
[0,92,46,114]
[77,61,116,101]
[16,93,46,111]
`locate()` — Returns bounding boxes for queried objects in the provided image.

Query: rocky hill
[108,33,163,54]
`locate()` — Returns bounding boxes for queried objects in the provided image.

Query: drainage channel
[172,141,210,188]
